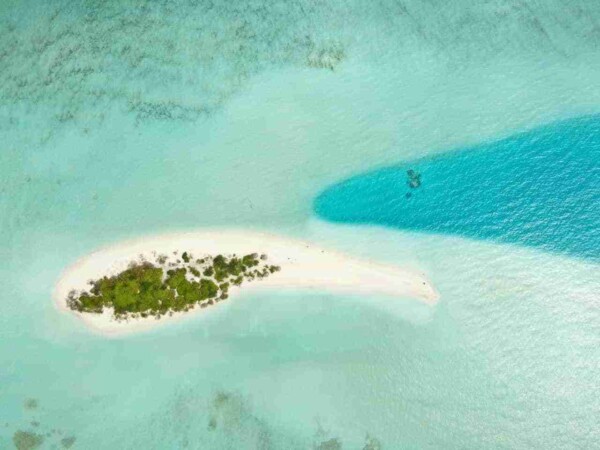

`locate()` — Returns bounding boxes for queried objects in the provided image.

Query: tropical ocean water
[315,116,600,260]
[1,1,599,449]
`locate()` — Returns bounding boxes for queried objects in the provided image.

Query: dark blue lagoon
[315,116,600,260]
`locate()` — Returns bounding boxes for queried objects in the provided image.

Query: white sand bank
[53,230,439,336]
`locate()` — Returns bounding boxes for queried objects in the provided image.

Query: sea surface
[1,1,599,449]
[315,116,600,260]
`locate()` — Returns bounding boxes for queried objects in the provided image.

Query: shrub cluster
[67,252,280,319]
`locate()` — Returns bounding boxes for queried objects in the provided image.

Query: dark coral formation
[12,430,44,450]
[406,169,421,189]
[0,0,349,143]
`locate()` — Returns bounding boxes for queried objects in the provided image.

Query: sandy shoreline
[53,229,439,337]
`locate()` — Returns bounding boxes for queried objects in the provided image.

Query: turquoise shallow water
[315,116,600,260]
[1,1,600,449]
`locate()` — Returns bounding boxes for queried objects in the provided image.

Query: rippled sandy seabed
[1,1,599,449]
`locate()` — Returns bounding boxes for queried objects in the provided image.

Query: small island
[54,230,438,336]
[67,251,280,320]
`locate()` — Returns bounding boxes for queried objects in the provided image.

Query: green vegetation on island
[66,252,280,319]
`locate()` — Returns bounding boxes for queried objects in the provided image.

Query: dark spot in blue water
[315,116,600,260]
[407,169,422,189]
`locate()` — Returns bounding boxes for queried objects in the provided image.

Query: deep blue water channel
[315,116,600,260]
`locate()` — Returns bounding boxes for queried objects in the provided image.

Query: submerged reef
[7,397,77,450]
[306,41,345,71]
[363,434,382,450]
[312,431,383,449]
[315,437,342,450]
[66,252,280,319]
[3,0,597,145]
[0,0,350,143]
[133,386,384,448]
[205,390,273,448]
[406,169,421,189]
[60,436,76,448]
[22,399,38,410]
[12,431,44,450]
